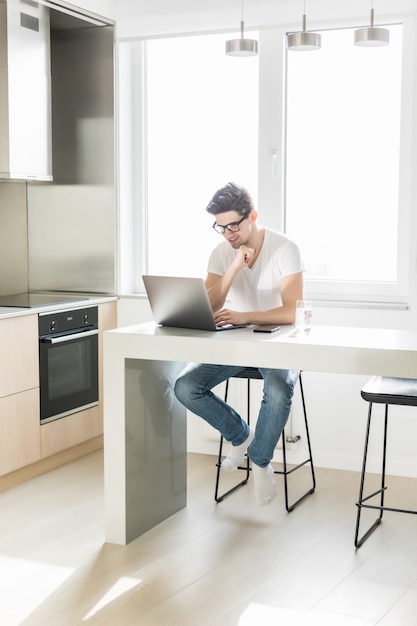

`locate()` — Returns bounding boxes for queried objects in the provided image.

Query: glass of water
[296,300,312,332]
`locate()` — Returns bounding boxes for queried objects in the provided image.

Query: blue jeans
[174,364,299,467]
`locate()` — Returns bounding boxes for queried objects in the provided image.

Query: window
[140,34,258,285]
[119,19,411,306]
[285,24,406,302]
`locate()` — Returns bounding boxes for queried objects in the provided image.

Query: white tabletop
[106,322,417,378]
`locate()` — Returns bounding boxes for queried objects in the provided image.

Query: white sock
[221,428,255,472]
[252,463,276,506]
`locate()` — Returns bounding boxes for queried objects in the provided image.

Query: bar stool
[355,376,417,548]
[214,369,316,512]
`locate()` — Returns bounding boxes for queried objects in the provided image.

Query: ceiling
[114,0,417,40]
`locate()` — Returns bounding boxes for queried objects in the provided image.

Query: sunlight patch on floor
[238,603,366,626]
[239,604,310,626]
[83,576,142,620]
[0,555,74,625]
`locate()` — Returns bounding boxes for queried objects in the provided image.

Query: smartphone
[253,325,281,333]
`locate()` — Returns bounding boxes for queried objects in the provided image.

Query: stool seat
[361,376,417,406]
[229,367,262,380]
[215,369,315,512]
[355,375,417,548]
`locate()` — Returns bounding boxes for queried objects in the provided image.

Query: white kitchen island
[103,322,417,545]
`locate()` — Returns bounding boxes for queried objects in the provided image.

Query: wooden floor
[1,451,417,626]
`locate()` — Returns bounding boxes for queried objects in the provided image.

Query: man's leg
[174,363,252,445]
[248,368,299,505]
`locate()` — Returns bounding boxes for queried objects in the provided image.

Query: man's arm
[205,245,257,312]
[205,272,230,312]
[212,271,304,327]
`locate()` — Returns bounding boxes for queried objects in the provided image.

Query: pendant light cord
[302,1,307,33]
[240,0,245,38]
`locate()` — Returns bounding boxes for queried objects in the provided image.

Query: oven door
[39,328,99,423]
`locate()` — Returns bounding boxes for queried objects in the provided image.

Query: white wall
[115,0,417,478]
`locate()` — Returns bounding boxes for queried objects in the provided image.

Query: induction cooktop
[0,293,89,308]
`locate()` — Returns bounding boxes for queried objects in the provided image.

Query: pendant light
[354,3,389,47]
[287,1,321,51]
[226,0,258,57]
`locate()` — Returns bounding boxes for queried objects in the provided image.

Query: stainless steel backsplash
[0,180,116,296]
[0,182,28,295]
[27,183,116,294]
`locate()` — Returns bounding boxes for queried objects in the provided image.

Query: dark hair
[206,182,254,217]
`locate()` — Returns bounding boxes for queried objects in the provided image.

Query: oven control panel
[39,306,98,336]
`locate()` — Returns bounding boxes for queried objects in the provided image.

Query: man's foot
[221,428,255,472]
[252,463,276,506]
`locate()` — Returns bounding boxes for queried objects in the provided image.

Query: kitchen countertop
[0,294,118,319]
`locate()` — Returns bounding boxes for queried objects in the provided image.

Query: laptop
[142,275,247,331]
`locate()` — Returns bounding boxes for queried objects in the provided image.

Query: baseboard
[0,435,104,492]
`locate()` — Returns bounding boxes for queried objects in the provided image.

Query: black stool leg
[276,373,316,512]
[354,403,388,548]
[215,372,316,511]
[214,378,251,502]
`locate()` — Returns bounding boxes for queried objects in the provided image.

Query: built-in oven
[39,306,99,424]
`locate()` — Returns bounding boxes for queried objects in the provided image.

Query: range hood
[0,0,52,181]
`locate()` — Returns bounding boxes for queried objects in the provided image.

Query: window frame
[118,16,414,309]
[258,21,411,307]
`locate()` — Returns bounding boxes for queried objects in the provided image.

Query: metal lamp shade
[287,31,321,51]
[354,9,389,47]
[226,17,258,57]
[354,26,389,47]
[287,13,321,52]
[226,37,258,56]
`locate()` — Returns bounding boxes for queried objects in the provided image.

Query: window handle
[272,149,278,177]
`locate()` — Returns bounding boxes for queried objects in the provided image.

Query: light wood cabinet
[0,314,38,396]
[0,388,41,475]
[40,404,101,458]
[98,301,118,431]
[0,314,40,475]
[0,300,117,476]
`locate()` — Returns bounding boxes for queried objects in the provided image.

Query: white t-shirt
[207,228,303,311]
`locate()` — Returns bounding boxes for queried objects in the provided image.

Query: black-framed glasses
[212,215,247,234]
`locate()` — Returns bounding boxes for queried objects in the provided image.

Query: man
[174,182,303,505]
